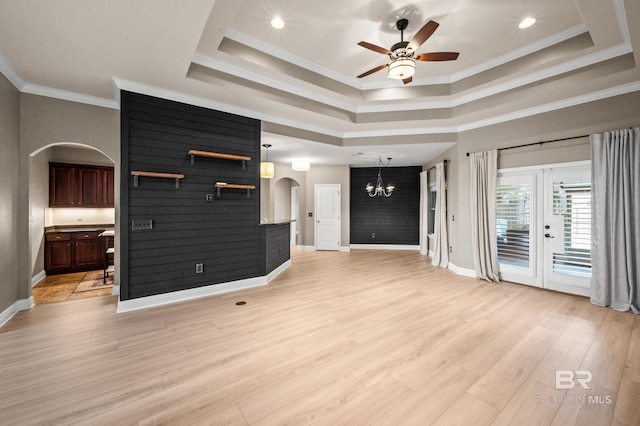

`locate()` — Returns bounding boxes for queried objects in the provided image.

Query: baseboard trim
[448,262,476,278]
[350,244,420,250]
[0,297,35,328]
[298,245,350,252]
[31,270,46,288]
[117,260,292,313]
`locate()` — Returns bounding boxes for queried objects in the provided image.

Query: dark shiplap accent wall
[262,224,291,274]
[350,166,422,245]
[120,91,261,300]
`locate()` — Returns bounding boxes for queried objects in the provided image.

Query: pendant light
[260,144,275,179]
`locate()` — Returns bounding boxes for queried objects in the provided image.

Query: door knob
[544,233,555,238]
[545,225,550,229]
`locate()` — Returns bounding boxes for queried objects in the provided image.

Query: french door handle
[544,233,555,238]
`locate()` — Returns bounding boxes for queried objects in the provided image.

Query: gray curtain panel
[419,171,429,255]
[432,162,449,267]
[590,127,640,314]
[469,150,500,282]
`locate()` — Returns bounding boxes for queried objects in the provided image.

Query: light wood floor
[32,270,114,304]
[1,249,638,425]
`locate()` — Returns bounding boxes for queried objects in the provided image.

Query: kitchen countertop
[258,219,295,226]
[45,224,115,233]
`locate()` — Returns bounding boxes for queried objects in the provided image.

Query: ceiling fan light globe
[388,58,416,79]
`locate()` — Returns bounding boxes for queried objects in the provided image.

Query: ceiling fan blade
[415,52,460,61]
[357,41,392,55]
[402,76,413,85]
[357,63,389,78]
[407,20,439,52]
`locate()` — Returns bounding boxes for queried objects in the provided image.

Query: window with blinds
[496,183,531,267]
[428,185,436,235]
[552,180,592,277]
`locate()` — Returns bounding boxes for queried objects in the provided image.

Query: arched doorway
[29,143,116,304]
[273,177,301,246]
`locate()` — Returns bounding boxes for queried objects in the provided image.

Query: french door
[496,163,592,296]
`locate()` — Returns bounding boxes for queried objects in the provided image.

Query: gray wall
[425,91,640,271]
[18,94,119,302]
[0,74,20,313]
[29,149,51,279]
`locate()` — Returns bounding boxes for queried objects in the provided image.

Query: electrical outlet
[205,193,214,202]
[449,246,453,253]
[195,263,204,273]
[371,232,376,238]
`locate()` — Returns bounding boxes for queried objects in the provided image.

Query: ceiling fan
[357,18,459,84]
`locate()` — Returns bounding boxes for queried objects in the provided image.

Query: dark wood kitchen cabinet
[103,168,115,207]
[45,233,73,272]
[49,163,114,208]
[45,231,103,274]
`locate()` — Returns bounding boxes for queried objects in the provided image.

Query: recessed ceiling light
[519,17,536,29]
[271,16,285,29]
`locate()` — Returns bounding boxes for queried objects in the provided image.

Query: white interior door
[315,184,341,251]
[496,163,591,296]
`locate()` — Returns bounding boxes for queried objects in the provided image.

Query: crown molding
[448,24,588,83]
[225,28,358,89]
[191,53,357,113]
[0,51,26,90]
[613,0,631,44]
[112,77,344,138]
[458,80,640,132]
[0,51,119,109]
[344,80,640,138]
[21,83,119,109]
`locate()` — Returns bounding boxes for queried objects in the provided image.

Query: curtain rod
[426,159,448,172]
[465,134,589,157]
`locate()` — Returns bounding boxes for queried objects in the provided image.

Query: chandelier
[366,156,395,197]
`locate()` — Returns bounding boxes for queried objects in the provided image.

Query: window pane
[428,189,436,234]
[497,184,530,267]
[552,180,591,277]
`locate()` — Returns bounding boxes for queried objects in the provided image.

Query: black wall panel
[263,224,291,274]
[350,166,422,245]
[120,91,262,300]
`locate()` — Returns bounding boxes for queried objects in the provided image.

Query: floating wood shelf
[188,150,251,169]
[131,171,185,188]
[215,182,256,198]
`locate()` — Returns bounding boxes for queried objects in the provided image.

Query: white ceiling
[0,0,638,167]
